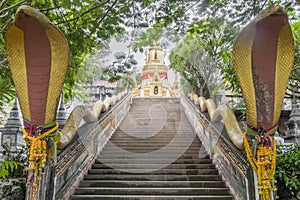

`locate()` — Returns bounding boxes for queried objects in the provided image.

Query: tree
[169,35,221,98]
[134,0,299,97]
[132,26,164,52]
[102,52,138,83]
[83,47,112,84]
[0,0,25,113]
[187,18,238,94]
[288,21,300,98]
[0,0,157,111]
[1,0,299,113]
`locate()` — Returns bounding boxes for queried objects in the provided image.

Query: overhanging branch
[0,1,26,15]
[89,0,119,36]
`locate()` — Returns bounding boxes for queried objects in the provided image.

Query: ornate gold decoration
[5,5,69,126]
[232,5,294,129]
[23,122,59,187]
[244,133,277,200]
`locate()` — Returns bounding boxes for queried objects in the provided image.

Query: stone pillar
[56,92,67,131]
[0,97,23,152]
[284,99,300,144]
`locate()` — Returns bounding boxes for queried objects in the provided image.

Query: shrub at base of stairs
[275,145,300,200]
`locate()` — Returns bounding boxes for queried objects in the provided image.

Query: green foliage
[170,20,233,98]
[2,184,12,196]
[133,27,164,52]
[157,0,299,97]
[180,78,193,95]
[0,160,19,179]
[1,0,299,110]
[275,144,300,198]
[99,52,138,84]
[116,75,134,92]
[0,0,22,112]
[0,143,27,179]
[289,21,300,98]
[0,0,155,108]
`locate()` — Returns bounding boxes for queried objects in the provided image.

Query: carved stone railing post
[56,92,67,131]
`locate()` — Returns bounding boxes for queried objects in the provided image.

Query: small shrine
[133,46,179,97]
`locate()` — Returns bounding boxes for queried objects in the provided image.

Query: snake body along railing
[182,92,255,200]
[58,91,128,149]
[54,92,132,200]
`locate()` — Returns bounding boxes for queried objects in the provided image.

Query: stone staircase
[70,98,234,200]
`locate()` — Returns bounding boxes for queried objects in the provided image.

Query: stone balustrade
[45,92,132,200]
[181,92,256,200]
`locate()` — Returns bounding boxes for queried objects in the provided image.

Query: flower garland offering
[22,120,60,189]
[244,124,277,200]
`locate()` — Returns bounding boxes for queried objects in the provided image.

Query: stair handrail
[53,91,132,199]
[181,91,256,200]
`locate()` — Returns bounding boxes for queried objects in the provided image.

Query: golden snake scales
[5,7,126,199]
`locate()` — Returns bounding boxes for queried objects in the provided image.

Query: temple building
[134,46,179,97]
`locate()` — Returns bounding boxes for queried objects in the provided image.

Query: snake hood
[232,5,294,131]
[6,5,69,127]
[15,5,50,27]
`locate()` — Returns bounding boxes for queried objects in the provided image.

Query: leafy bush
[275,144,300,199]
[0,143,27,199]
[0,160,20,178]
[0,143,27,179]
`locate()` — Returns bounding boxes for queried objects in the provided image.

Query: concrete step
[109,136,199,140]
[99,149,205,154]
[95,158,212,165]
[88,168,219,175]
[92,163,215,169]
[102,142,200,147]
[101,145,202,151]
[73,187,231,196]
[70,194,234,200]
[79,180,226,188]
[97,154,208,160]
[83,174,223,181]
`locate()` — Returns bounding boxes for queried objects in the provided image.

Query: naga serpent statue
[6,5,69,199]
[5,5,69,200]
[190,5,294,200]
[233,5,294,200]
[5,6,127,199]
